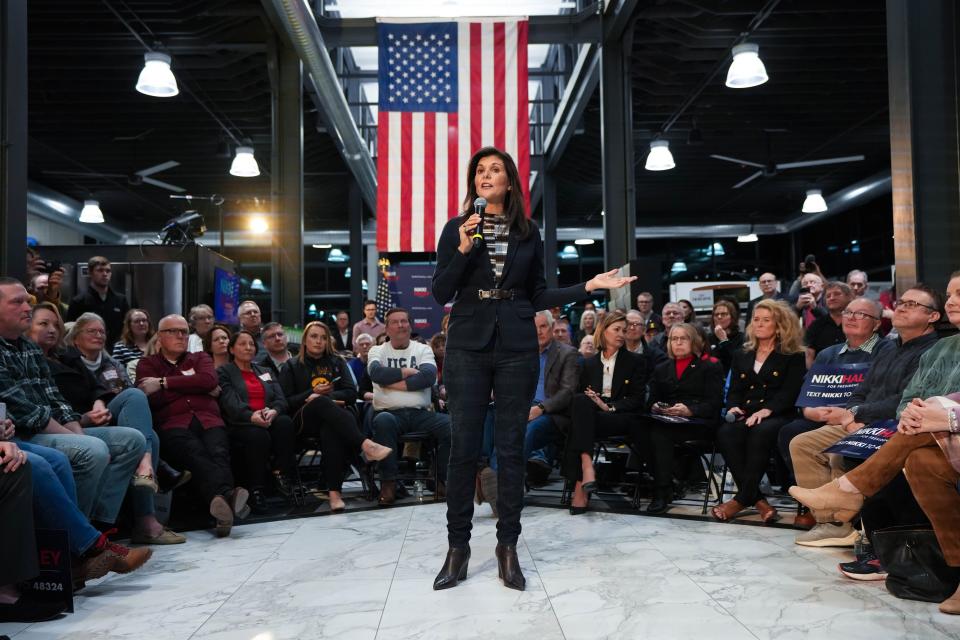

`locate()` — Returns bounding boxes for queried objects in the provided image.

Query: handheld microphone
[471,197,487,248]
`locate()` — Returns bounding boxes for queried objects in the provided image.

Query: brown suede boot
[378,480,396,506]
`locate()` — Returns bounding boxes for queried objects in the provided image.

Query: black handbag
[873,526,960,603]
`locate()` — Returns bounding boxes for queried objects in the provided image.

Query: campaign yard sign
[796,362,871,407]
[823,419,897,459]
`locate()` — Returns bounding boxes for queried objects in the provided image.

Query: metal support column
[0,0,27,282]
[541,170,559,287]
[886,0,960,293]
[269,42,304,327]
[600,15,636,271]
[348,180,364,322]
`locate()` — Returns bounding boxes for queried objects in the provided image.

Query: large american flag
[376,18,530,253]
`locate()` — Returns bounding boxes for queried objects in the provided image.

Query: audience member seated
[846,269,870,298]
[650,302,684,351]
[111,308,155,366]
[5,419,152,586]
[624,309,666,364]
[708,299,744,373]
[368,308,450,506]
[639,323,723,514]
[333,310,353,352]
[203,323,232,369]
[375,332,389,346]
[53,311,183,544]
[218,330,297,513]
[477,310,579,516]
[804,282,855,368]
[677,299,696,324]
[778,296,894,535]
[255,321,293,378]
[714,299,806,523]
[187,304,215,353]
[8,297,147,538]
[28,268,67,317]
[236,300,263,343]
[0,442,67,623]
[280,321,391,512]
[563,311,648,515]
[786,286,941,534]
[353,299,385,343]
[635,291,662,328]
[552,319,572,346]
[794,272,827,329]
[349,333,375,403]
[66,256,129,345]
[578,334,596,358]
[576,310,597,344]
[746,272,784,325]
[137,314,249,537]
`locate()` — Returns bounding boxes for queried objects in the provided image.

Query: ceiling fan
[43,160,186,193]
[710,132,865,189]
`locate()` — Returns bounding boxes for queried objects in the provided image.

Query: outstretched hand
[586,269,637,293]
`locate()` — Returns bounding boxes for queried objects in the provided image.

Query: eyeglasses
[841,310,879,321]
[713,311,730,317]
[894,299,937,312]
[81,328,106,337]
[264,333,285,341]
[669,336,691,342]
[159,328,190,337]
[626,322,643,328]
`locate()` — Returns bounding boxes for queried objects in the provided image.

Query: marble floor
[2,503,959,640]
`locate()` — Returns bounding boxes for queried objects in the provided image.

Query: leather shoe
[793,508,817,530]
[157,459,191,493]
[646,491,671,515]
[433,545,470,590]
[379,480,396,506]
[495,544,526,591]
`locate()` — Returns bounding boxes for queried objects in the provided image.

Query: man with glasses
[353,300,386,343]
[746,272,783,326]
[624,310,667,366]
[255,322,293,379]
[66,256,130,345]
[136,315,249,537]
[804,282,855,369]
[635,291,662,329]
[237,300,263,343]
[784,286,941,541]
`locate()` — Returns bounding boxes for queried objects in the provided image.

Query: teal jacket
[896,334,960,417]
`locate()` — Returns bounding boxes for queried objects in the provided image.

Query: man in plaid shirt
[0,277,146,526]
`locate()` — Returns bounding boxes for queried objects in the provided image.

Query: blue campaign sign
[823,419,897,459]
[796,362,871,407]
[391,264,450,339]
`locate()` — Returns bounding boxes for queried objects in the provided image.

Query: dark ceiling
[26,0,891,238]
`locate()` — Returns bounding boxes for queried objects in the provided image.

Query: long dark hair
[461,146,530,238]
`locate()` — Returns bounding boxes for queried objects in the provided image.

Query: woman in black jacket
[715,299,807,524]
[640,323,723,514]
[564,311,649,515]
[218,330,297,513]
[279,321,391,513]
[708,298,744,373]
[431,146,634,591]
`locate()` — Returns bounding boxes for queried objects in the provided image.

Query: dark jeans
[299,396,367,492]
[228,414,297,491]
[777,417,822,475]
[372,407,451,482]
[1,461,37,585]
[638,418,715,491]
[564,393,641,481]
[717,414,792,505]
[444,346,538,546]
[482,405,560,471]
[158,418,234,504]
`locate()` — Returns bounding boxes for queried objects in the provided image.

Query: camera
[42,260,61,274]
[799,287,811,294]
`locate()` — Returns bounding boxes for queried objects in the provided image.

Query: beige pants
[789,423,848,522]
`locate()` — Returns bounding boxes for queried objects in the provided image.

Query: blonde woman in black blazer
[714,299,806,523]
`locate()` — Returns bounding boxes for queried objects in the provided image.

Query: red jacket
[136,351,224,431]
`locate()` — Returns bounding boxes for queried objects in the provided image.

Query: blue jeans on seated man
[482,406,559,471]
[372,407,451,481]
[108,388,159,518]
[29,426,146,524]
[17,440,101,555]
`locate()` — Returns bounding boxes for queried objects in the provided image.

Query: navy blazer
[432,216,588,351]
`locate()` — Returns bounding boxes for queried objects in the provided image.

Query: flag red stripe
[447,111,459,218]
[516,20,530,215]
[377,114,390,251]
[423,112,436,252]
[493,22,506,151]
[470,23,482,155]
[400,112,413,252]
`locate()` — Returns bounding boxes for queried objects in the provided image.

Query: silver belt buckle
[478,289,492,300]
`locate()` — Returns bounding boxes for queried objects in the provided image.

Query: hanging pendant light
[230,145,261,177]
[644,140,675,171]
[725,42,769,89]
[79,200,105,224]
[737,233,758,243]
[136,52,179,98]
[802,189,828,213]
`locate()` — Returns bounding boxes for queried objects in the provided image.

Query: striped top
[482,214,509,284]
[111,341,145,365]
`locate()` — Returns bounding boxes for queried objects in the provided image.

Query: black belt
[476,288,520,300]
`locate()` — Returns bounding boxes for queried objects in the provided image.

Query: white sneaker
[795,522,857,548]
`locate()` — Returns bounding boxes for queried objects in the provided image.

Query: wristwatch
[848,405,859,418]
[535,401,545,413]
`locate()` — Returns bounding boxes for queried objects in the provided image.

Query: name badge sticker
[182,368,196,376]
[103,369,119,380]
[259,373,272,382]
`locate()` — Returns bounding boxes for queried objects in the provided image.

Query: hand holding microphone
[457,197,487,254]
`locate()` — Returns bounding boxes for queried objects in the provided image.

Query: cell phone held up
[42,260,62,274]
[799,287,811,295]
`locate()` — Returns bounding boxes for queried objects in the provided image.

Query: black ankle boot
[495,544,526,591]
[646,489,671,515]
[433,546,470,590]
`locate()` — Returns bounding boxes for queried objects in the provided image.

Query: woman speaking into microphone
[431,146,634,591]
